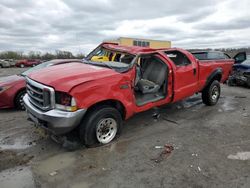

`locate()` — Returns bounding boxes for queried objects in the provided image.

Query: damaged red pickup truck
[23,43,234,147]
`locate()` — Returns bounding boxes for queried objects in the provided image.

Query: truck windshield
[84,47,136,72]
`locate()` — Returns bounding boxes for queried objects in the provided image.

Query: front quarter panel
[70,71,135,119]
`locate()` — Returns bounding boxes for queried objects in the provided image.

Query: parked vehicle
[23,43,234,147]
[0,59,83,110]
[0,59,16,68]
[228,52,250,87]
[0,60,11,68]
[4,59,17,67]
[16,59,41,68]
[233,52,249,64]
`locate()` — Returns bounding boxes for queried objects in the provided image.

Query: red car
[0,59,83,110]
[16,59,42,68]
[24,43,234,147]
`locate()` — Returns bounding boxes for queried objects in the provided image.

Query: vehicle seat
[137,58,167,94]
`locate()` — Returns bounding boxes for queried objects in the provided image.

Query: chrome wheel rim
[211,86,219,101]
[19,93,25,110]
[96,118,117,144]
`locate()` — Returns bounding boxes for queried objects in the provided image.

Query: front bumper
[23,94,86,135]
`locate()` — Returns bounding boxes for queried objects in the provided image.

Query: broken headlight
[55,91,77,112]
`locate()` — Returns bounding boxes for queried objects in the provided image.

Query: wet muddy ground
[0,68,250,188]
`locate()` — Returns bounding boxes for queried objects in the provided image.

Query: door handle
[193,68,197,75]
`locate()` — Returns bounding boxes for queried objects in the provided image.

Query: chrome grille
[26,77,55,111]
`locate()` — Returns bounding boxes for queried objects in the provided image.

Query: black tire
[202,80,221,106]
[228,76,236,86]
[0,64,3,68]
[79,106,122,147]
[15,90,26,110]
[20,64,24,68]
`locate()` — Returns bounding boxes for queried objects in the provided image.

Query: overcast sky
[0,0,249,54]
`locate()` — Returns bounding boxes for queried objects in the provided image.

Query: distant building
[104,37,171,49]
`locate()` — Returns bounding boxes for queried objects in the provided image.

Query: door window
[164,51,191,66]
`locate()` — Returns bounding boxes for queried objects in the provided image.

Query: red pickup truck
[23,43,234,147]
[16,59,41,67]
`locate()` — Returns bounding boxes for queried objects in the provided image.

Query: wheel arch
[85,99,126,120]
[204,68,222,89]
[14,88,26,107]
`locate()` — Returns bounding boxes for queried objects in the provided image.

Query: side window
[218,52,230,59]
[207,52,219,60]
[192,52,207,60]
[208,52,229,60]
[165,51,191,66]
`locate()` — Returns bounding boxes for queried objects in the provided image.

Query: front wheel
[15,90,26,110]
[202,80,221,106]
[20,64,24,68]
[79,106,122,147]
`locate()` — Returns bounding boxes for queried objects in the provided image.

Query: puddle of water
[35,152,76,175]
[0,166,35,188]
[107,140,130,154]
[221,98,236,111]
[0,143,31,150]
[0,136,34,150]
[228,152,250,160]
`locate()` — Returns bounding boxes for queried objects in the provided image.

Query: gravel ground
[0,68,250,188]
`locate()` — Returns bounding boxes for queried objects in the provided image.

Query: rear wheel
[202,80,220,106]
[79,106,122,147]
[15,90,26,110]
[20,64,24,68]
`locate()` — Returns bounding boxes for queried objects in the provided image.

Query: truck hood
[0,75,24,86]
[28,62,120,92]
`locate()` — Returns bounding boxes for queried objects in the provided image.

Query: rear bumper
[23,94,86,135]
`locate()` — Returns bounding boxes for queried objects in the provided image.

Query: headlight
[0,86,11,93]
[55,91,78,112]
